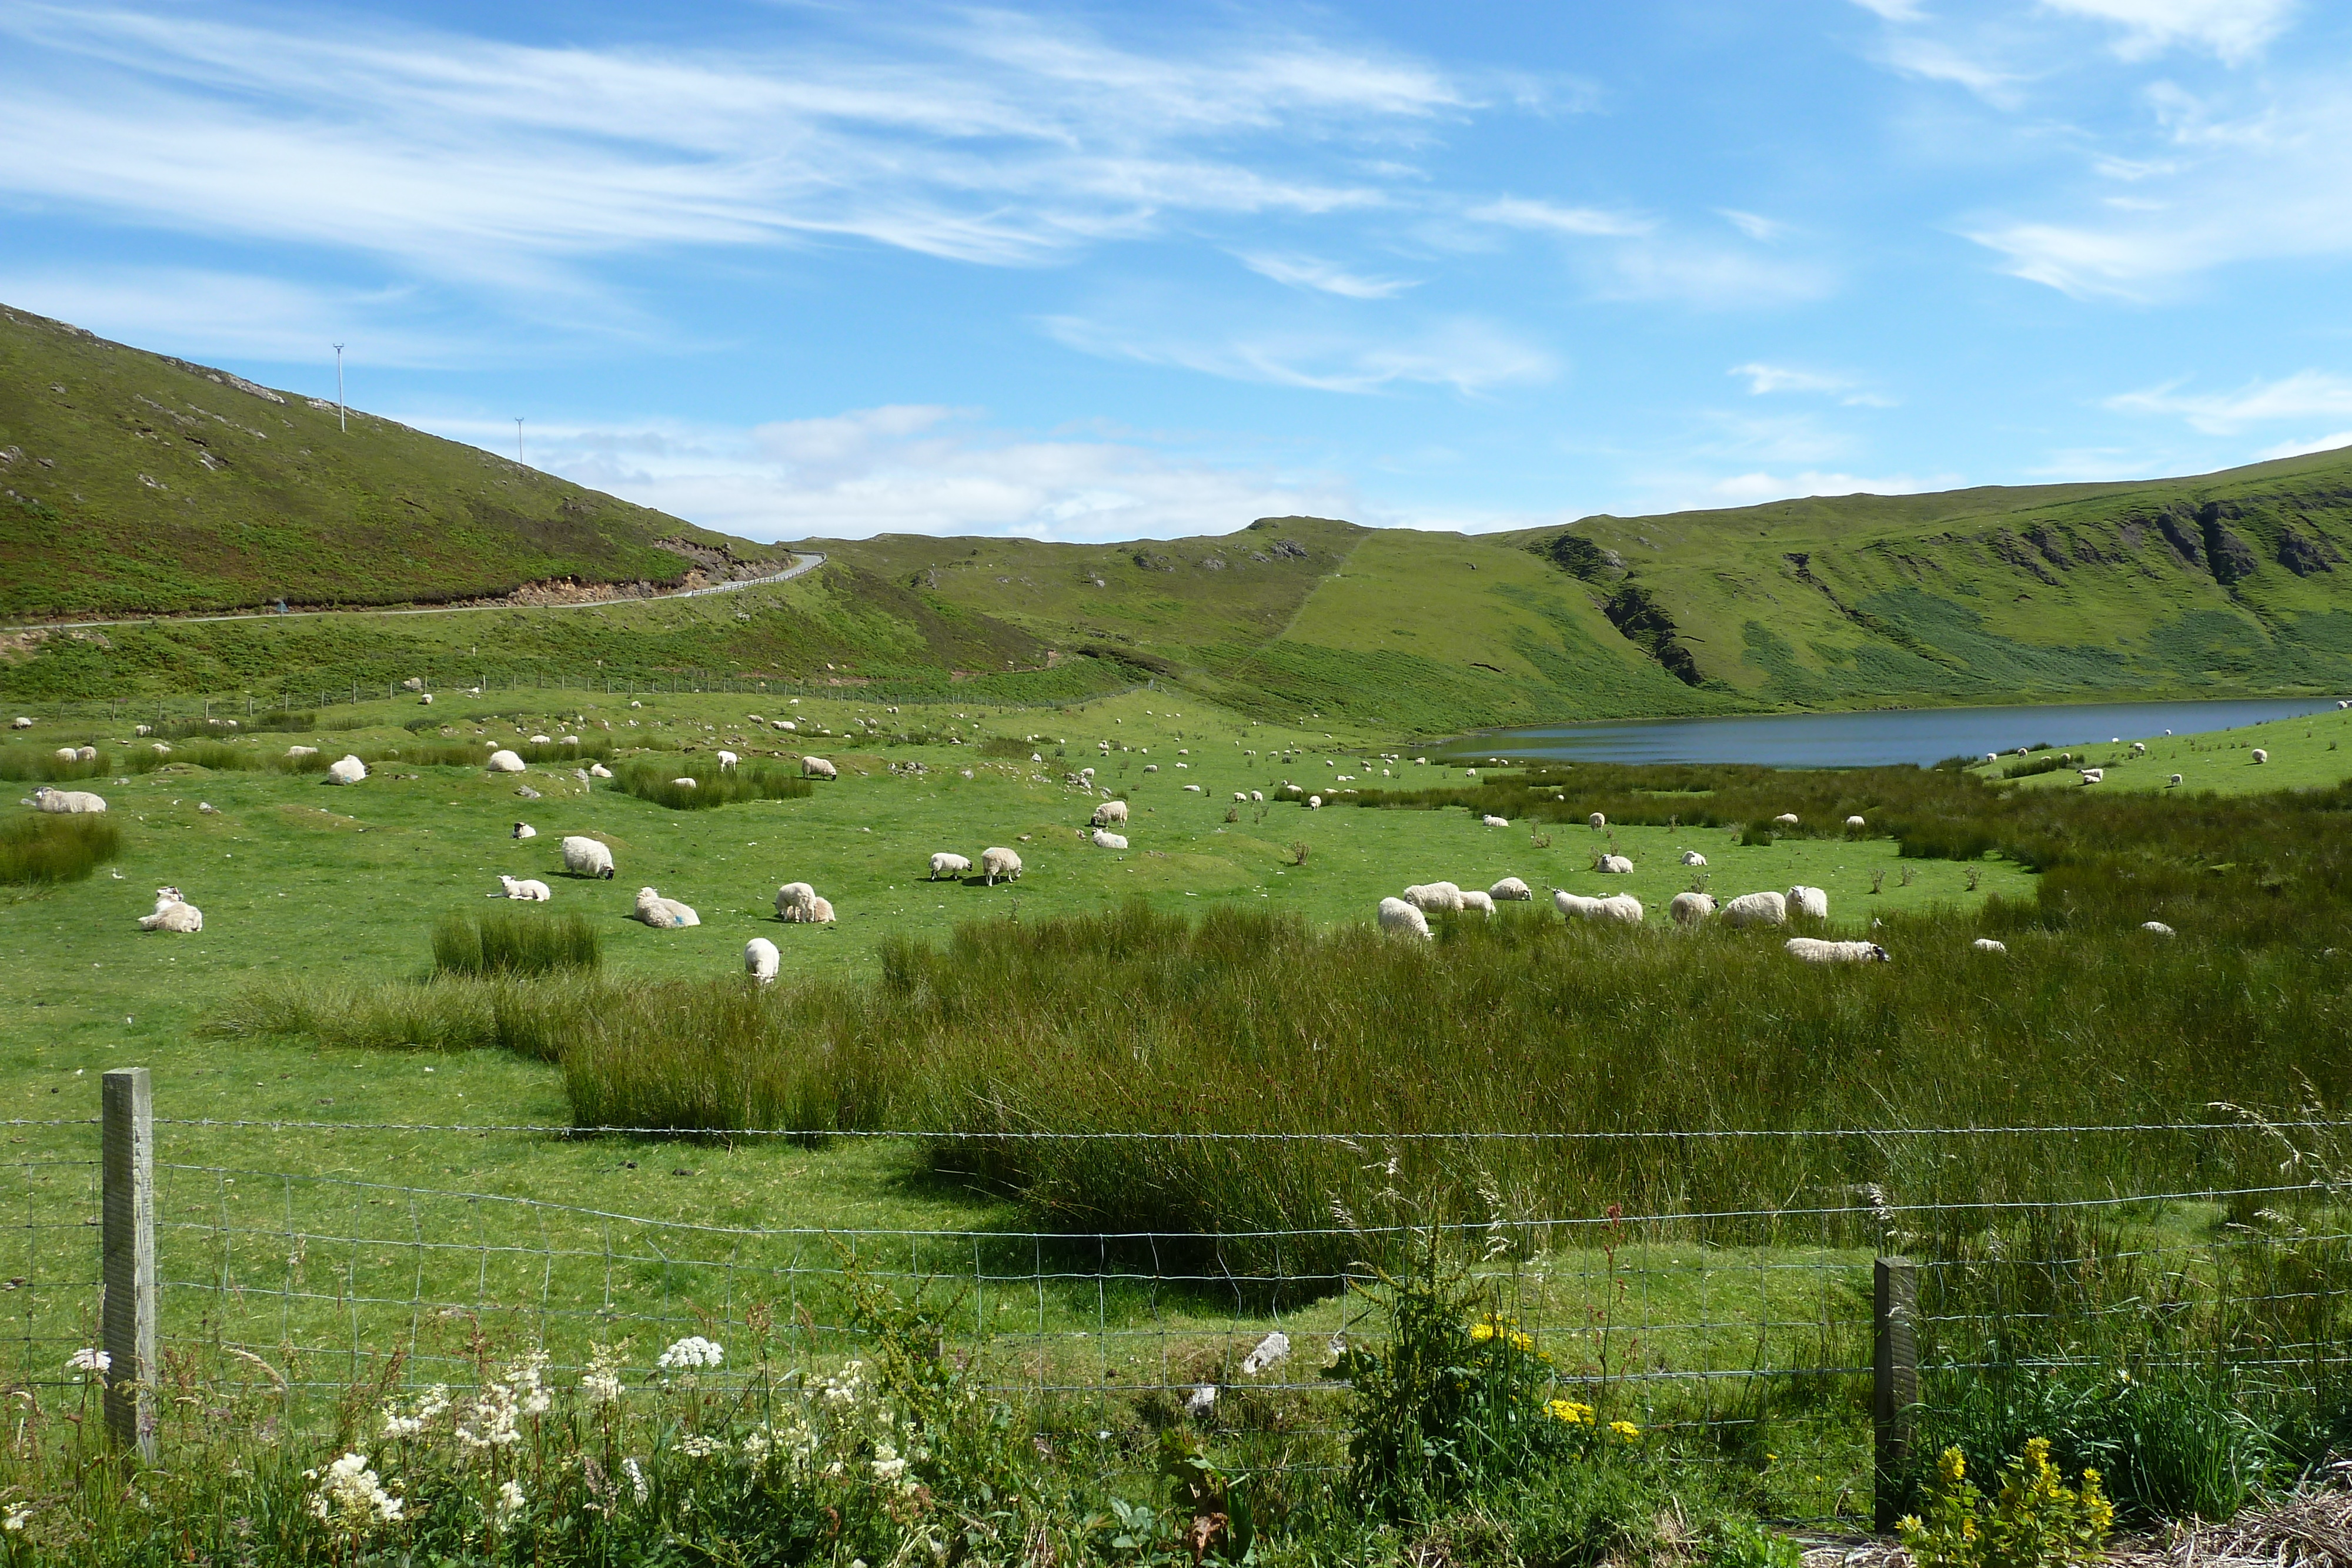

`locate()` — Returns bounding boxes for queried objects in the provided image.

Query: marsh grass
[614,758,815,810]
[431,908,603,979]
[0,813,122,884]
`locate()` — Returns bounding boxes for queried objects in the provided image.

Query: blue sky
[4,0,2350,543]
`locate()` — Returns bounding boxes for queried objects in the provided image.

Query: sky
[4,0,2351,544]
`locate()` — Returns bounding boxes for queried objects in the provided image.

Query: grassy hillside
[0,302,783,618]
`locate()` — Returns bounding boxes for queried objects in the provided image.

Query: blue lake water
[1439,697,2348,769]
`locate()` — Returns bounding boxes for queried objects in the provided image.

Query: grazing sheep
[1378,896,1432,940]
[1669,891,1716,927]
[1554,890,1643,925]
[806,896,837,924]
[1250,790,1264,803]
[2168,774,2183,786]
[1458,890,1495,917]
[1983,753,1997,764]
[560,835,616,879]
[1588,812,1606,831]
[633,887,700,928]
[1972,938,2008,954]
[716,750,740,770]
[496,875,552,901]
[1307,795,1322,808]
[286,745,318,758]
[1845,815,1866,830]
[1489,877,1533,901]
[1719,891,1788,929]
[2252,748,2269,764]
[1404,882,1464,913]
[324,755,367,785]
[1234,791,1248,803]
[512,822,537,840]
[745,938,780,982]
[133,725,152,737]
[529,734,551,745]
[136,887,202,933]
[486,750,526,773]
[1482,814,1509,828]
[2141,920,2175,937]
[1787,885,1829,920]
[52,747,77,762]
[803,757,837,780]
[775,882,817,920]
[1772,813,1800,828]
[69,746,94,763]
[1596,854,1633,874]
[588,763,613,778]
[981,847,1023,884]
[2079,768,2104,784]
[1785,937,1890,964]
[2130,742,2147,756]
[929,852,971,881]
[1091,828,1128,850]
[29,786,106,814]
[1680,849,1707,867]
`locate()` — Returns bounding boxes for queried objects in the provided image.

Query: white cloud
[2252,429,2352,461]
[1235,252,1420,299]
[1041,313,1555,396]
[1466,196,1654,238]
[1875,36,2027,108]
[2036,0,2298,63]
[0,267,466,369]
[412,404,1359,543]
[1706,469,1959,504]
[1717,209,1789,242]
[2106,370,2352,432]
[1849,0,1932,20]
[1729,362,1899,406]
[1596,245,1837,309]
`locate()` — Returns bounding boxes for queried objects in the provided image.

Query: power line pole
[515,417,524,464]
[333,343,346,433]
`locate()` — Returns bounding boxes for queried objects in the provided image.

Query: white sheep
[670,777,698,790]
[2252,748,2269,764]
[1972,938,2007,954]
[1772,813,1800,828]
[286,745,318,758]
[1596,854,1633,874]
[134,725,152,737]
[1489,877,1533,901]
[745,938,780,982]
[1482,814,1509,828]
[1250,790,1264,803]
[1458,890,1495,917]
[151,742,171,755]
[716,750,740,770]
[981,847,1023,884]
[486,750,526,773]
[1785,937,1890,964]
[1554,890,1643,924]
[529,734,551,745]
[512,822,537,840]
[1377,897,1432,940]
[1233,792,1249,803]
[807,895,837,924]
[775,882,817,920]
[1307,794,1322,808]
[2141,920,2175,937]
[803,757,837,780]
[137,886,203,933]
[419,693,434,705]
[2130,742,2147,756]
[2079,768,2103,784]
[1091,828,1128,850]
[8,717,28,729]
[1787,885,1829,920]
[634,887,700,927]
[1719,891,1788,928]
[2168,774,2183,786]
[1588,812,1606,831]
[1983,753,1997,765]
[1183,784,1203,794]
[588,763,613,779]
[1845,815,1866,831]
[52,747,77,762]
[496,875,552,901]
[1669,891,1715,927]
[30,786,105,814]
[929,852,971,881]
[561,835,615,879]
[1681,849,1707,867]
[324,755,367,785]
[776,719,796,732]
[1404,882,1464,913]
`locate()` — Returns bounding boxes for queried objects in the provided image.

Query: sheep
[1785,937,1890,964]
[929,852,971,881]
[2168,774,2183,786]
[74,745,96,762]
[2141,920,2175,937]
[1845,815,1866,831]
[496,875,552,901]
[1378,896,1432,940]
[8,717,28,729]
[981,847,1023,884]
[803,757,837,780]
[588,763,613,779]
[529,734,552,745]
[1250,790,1264,803]
[151,743,171,755]
[1232,791,1249,803]
[134,725,152,737]
[633,887,700,928]
[136,887,202,933]
[1482,814,1509,828]
[1091,828,1128,850]
[2130,742,2147,756]
[1772,813,1800,828]
[1972,938,2008,954]
[1787,885,1829,920]
[807,896,837,924]
[2079,767,2104,785]
[776,719,796,732]
[1458,890,1495,917]
[486,750,526,773]
[1596,854,1633,874]
[325,755,368,785]
[29,786,106,814]
[1983,753,1997,764]
[2252,748,2269,764]
[1669,891,1716,927]
[670,777,698,790]
[775,882,817,920]
[1307,794,1324,808]
[560,835,616,879]
[286,745,318,758]
[52,747,77,762]
[1680,849,1707,867]
[1404,882,1464,913]
[1489,877,1533,901]
[1588,812,1606,831]
[1554,890,1643,924]
[418,693,434,705]
[716,750,740,770]
[1183,784,1203,794]
[745,938,780,982]
[1719,891,1788,928]
[512,822,537,840]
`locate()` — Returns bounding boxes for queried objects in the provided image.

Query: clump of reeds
[614,760,814,810]
[0,813,123,885]
[431,907,602,979]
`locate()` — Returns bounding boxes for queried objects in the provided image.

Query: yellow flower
[1896,1516,1922,1534]
[1938,1447,1967,1485]
[1545,1399,1592,1425]
[1609,1420,1640,1439]
[1469,1321,1496,1343]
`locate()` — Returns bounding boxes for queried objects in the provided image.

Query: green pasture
[1970,703,2352,793]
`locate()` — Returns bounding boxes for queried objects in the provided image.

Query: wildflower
[623,1456,649,1505]
[656,1336,724,1371]
[495,1479,525,1524]
[505,1351,552,1418]
[382,1384,449,1440]
[677,1433,725,1459]
[1939,1447,1966,1485]
[5,1505,31,1533]
[455,1381,521,1453]
[65,1348,109,1379]
[1545,1399,1593,1425]
[306,1453,403,1532]
[1609,1420,1641,1439]
[581,1342,627,1407]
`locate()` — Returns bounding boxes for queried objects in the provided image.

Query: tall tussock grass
[430,907,602,978]
[615,758,815,810]
[0,813,122,884]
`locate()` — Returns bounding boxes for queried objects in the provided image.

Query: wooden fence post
[101,1068,156,1463]
[1874,1255,1917,1532]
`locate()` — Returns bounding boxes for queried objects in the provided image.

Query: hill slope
[0,303,782,618]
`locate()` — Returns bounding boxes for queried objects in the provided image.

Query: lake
[1438,696,2348,769]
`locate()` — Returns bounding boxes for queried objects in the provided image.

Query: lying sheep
[2141,920,2175,937]
[981,847,1023,884]
[633,887,700,928]
[1595,854,1633,874]
[806,895,837,924]
[1404,882,1464,913]
[137,887,202,934]
[1787,885,1829,920]
[1554,890,1643,925]
[1679,849,1707,867]
[775,882,817,921]
[486,749,526,773]
[1378,896,1432,940]
[1489,877,1533,901]
[745,938,780,983]
[30,786,105,815]
[1785,937,1890,964]
[325,755,367,785]
[8,717,28,729]
[285,744,318,759]
[1669,891,1716,927]
[670,777,698,790]
[929,852,971,881]
[561,835,615,879]
[1458,890,1495,917]
[2079,768,2103,785]
[1479,814,1508,829]
[512,822,537,840]
[1972,938,2008,954]
[1091,828,1128,850]
[419,693,434,705]
[496,875,552,901]
[803,757,837,780]
[529,734,551,745]
[1719,891,1788,928]
[588,763,613,779]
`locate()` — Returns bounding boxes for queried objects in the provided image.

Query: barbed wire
[142,1117,2352,1140]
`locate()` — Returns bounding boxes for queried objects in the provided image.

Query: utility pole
[333,344,346,433]
[515,417,525,464]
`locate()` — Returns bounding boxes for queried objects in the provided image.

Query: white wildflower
[821,1361,867,1405]
[65,1348,109,1379]
[5,1505,31,1532]
[382,1383,449,1439]
[495,1479,525,1524]
[871,1440,909,1486]
[580,1343,627,1407]
[306,1452,403,1532]
[623,1456,649,1505]
[455,1380,521,1453]
[506,1351,552,1417]
[677,1433,724,1459]
[655,1336,723,1371]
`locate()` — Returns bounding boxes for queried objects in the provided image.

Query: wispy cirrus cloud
[1465,196,1654,238]
[2037,0,2300,64]
[1729,362,1896,404]
[1235,252,1421,299]
[2107,370,2352,433]
[1041,312,1555,396]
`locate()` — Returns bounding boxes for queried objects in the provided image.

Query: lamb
[1378,897,1432,940]
[1553,890,1643,924]
[1844,815,1866,830]
[774,882,817,920]
[1307,795,1322,808]
[1972,938,2008,954]
[2251,748,2269,764]
[981,847,1023,884]
[324,755,367,785]
[1595,854,1633,874]
[560,835,616,879]
[1091,828,1128,850]
[711,750,738,770]
[806,896,837,924]
[1588,812,1606,831]
[137,887,203,933]
[1772,813,1800,828]
[1489,877,1533,901]
[1250,790,1264,803]
[1787,885,1829,920]
[745,938,780,982]
[486,750,526,773]
[633,887,700,928]
[1458,890,1495,917]
[1669,891,1716,927]
[1403,882,1464,913]
[929,852,971,881]
[496,875,552,901]
[803,757,837,780]
[30,787,106,814]
[1719,891,1788,928]
[1681,850,1707,866]
[512,823,537,840]
[1785,937,1890,964]
[1482,814,1509,828]
[286,745,318,758]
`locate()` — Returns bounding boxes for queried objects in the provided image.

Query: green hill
[0,303,783,618]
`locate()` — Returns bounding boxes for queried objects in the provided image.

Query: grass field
[1969,703,2352,793]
